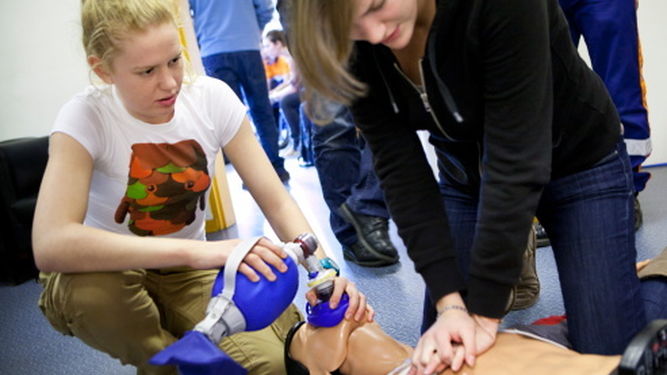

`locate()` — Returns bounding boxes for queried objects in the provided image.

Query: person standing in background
[189,0,290,182]
[306,101,400,267]
[559,0,652,229]
[274,0,399,268]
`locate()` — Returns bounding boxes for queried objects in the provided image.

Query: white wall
[0,0,88,141]
[637,1,667,165]
[1,1,665,165]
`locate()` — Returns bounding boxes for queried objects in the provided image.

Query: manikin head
[286,311,412,375]
[81,0,184,124]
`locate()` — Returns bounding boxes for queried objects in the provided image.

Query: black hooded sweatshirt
[350,0,620,317]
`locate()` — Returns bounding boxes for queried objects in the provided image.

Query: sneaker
[297,157,314,168]
[280,147,299,158]
[634,195,643,231]
[337,202,399,266]
[505,224,540,311]
[535,221,550,248]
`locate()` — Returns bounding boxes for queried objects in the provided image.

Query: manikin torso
[288,315,621,375]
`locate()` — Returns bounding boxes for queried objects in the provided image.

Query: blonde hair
[287,0,366,124]
[81,0,179,72]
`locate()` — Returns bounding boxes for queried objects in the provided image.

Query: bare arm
[224,118,315,245]
[225,119,372,320]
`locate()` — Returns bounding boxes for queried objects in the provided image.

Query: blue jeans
[308,104,388,247]
[202,50,286,173]
[422,140,664,355]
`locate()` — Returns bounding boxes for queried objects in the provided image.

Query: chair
[0,136,49,284]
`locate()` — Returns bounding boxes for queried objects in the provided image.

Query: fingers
[341,280,367,321]
[304,289,318,306]
[238,240,290,282]
[237,263,260,282]
[459,320,477,367]
[329,277,368,321]
[328,277,346,309]
[413,331,449,374]
[449,344,466,372]
[365,303,375,322]
[433,362,447,374]
[414,344,465,375]
[241,252,278,281]
[352,292,367,321]
[344,284,358,320]
[258,237,288,258]
[411,337,427,373]
[424,348,450,375]
[253,239,289,272]
[411,307,483,374]
[433,331,454,366]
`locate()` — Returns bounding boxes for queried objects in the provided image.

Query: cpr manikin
[285,315,627,375]
[149,234,665,375]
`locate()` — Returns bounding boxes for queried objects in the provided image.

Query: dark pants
[202,50,286,174]
[422,140,665,355]
[308,103,388,247]
[558,0,651,193]
[280,92,301,147]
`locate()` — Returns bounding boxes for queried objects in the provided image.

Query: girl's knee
[41,270,150,333]
[64,271,146,313]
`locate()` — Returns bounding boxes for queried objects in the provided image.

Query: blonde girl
[34,1,368,374]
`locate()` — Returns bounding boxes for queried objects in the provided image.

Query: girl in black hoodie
[286,0,666,373]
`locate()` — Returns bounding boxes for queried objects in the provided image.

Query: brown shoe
[505,225,540,312]
[638,247,667,280]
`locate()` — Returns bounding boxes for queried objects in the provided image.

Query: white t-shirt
[52,76,246,240]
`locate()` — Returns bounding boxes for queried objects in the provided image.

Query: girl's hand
[411,293,476,374]
[305,276,374,322]
[236,237,290,282]
[189,237,289,282]
[471,314,500,355]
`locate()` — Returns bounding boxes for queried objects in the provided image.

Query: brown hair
[81,0,179,72]
[287,0,366,124]
[265,29,288,48]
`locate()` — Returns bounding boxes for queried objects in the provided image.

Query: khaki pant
[39,269,302,375]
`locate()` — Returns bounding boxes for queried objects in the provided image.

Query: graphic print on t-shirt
[114,140,211,236]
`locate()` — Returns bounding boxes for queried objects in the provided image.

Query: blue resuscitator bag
[150,237,299,375]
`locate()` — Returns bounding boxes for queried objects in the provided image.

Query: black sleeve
[465,0,553,317]
[350,46,466,306]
